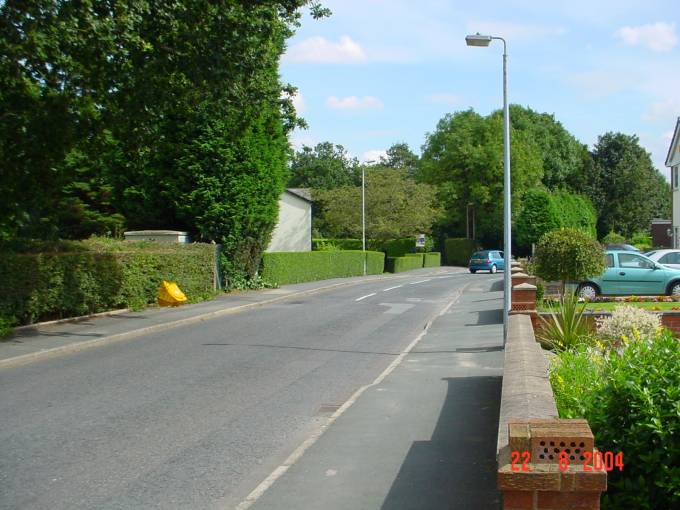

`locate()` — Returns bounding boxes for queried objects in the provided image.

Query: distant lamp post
[362,162,373,276]
[466,32,512,342]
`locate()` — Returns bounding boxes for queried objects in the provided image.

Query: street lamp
[362,161,374,276]
[466,32,512,342]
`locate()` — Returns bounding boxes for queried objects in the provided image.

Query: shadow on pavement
[379,376,502,510]
[490,280,504,292]
[466,308,503,326]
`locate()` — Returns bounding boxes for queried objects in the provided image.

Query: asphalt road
[0,270,486,510]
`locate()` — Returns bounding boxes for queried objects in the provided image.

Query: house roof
[285,188,313,203]
[666,117,680,167]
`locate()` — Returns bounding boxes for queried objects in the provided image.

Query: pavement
[0,267,503,510]
[244,274,504,510]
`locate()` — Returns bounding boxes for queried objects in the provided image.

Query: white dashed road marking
[355,293,377,302]
[382,285,403,291]
[409,279,431,285]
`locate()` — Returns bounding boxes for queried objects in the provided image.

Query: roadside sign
[416,234,426,248]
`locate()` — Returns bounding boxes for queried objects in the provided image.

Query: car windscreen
[471,251,488,259]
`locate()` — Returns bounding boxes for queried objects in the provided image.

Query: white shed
[266,188,313,252]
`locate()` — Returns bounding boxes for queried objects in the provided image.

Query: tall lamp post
[465,33,511,341]
[362,164,367,276]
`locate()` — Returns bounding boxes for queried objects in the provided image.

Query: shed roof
[285,188,313,203]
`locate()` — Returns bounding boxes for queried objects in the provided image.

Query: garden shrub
[424,252,441,267]
[312,238,365,251]
[260,250,384,285]
[444,238,480,266]
[602,231,625,244]
[596,304,661,347]
[381,237,417,257]
[0,239,217,325]
[629,231,652,252]
[385,255,424,273]
[534,228,605,292]
[537,293,591,351]
[550,331,680,509]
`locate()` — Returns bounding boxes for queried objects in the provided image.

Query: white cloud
[615,22,677,52]
[326,96,383,110]
[292,91,305,114]
[465,21,566,41]
[643,98,680,124]
[426,93,463,107]
[361,150,388,164]
[284,35,367,63]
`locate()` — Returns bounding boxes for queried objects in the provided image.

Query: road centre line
[409,279,431,285]
[355,293,377,301]
[382,285,403,291]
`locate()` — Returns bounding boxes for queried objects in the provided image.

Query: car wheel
[469,269,476,274]
[578,283,598,300]
[669,281,680,296]
[490,264,497,274]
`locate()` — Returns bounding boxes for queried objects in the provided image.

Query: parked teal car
[469,250,505,274]
[578,250,680,298]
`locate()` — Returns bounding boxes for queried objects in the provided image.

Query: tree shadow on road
[379,376,502,510]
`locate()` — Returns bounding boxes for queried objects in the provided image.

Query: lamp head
[465,33,492,47]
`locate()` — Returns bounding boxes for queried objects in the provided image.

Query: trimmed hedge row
[0,240,217,325]
[424,252,441,267]
[261,250,385,285]
[313,237,433,258]
[385,255,424,273]
[444,238,480,266]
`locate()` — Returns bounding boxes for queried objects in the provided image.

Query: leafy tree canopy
[379,142,419,176]
[313,168,442,240]
[418,108,544,246]
[589,132,670,238]
[288,142,360,189]
[0,0,327,277]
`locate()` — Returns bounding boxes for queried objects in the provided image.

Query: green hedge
[424,252,441,267]
[312,238,365,251]
[444,238,480,266]
[404,253,425,267]
[0,239,217,325]
[261,250,385,285]
[385,255,424,273]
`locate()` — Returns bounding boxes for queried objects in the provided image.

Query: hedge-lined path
[0,267,465,369]
[0,268,490,510]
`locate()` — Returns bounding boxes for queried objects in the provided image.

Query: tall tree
[589,132,670,238]
[505,105,588,190]
[379,142,419,176]
[418,109,544,246]
[313,168,442,239]
[0,0,327,276]
[288,142,360,189]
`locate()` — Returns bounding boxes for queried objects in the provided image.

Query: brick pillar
[511,283,537,312]
[498,419,607,509]
[512,272,537,288]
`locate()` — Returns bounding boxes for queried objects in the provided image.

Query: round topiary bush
[534,228,605,292]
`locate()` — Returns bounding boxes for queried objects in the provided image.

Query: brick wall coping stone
[512,272,529,278]
[497,314,558,457]
[513,282,537,291]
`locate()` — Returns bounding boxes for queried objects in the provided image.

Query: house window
[674,167,679,190]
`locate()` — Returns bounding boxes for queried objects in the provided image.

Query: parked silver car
[645,249,680,269]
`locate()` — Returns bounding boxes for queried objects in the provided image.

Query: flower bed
[542,300,680,509]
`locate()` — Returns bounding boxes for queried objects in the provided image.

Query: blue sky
[280,0,679,175]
